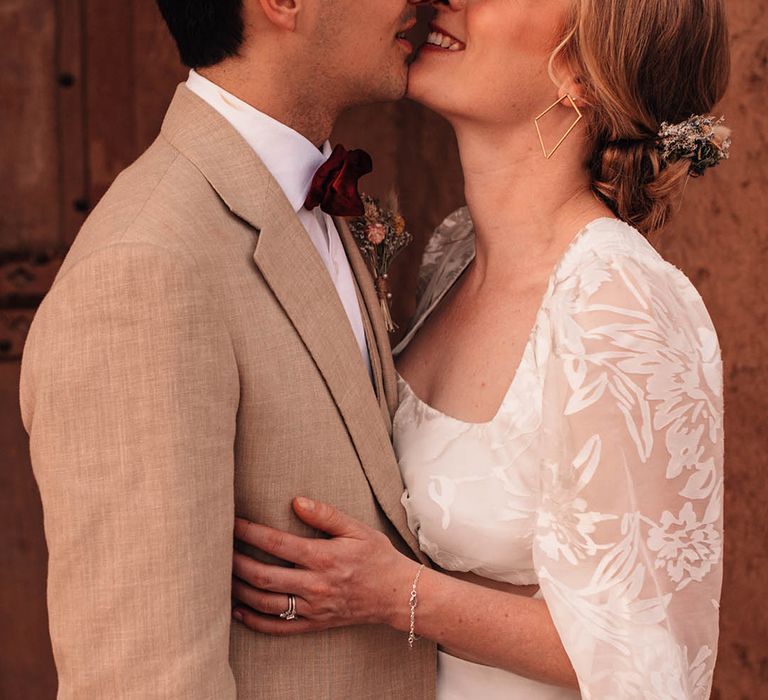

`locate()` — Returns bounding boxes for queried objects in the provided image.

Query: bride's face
[408,0,571,127]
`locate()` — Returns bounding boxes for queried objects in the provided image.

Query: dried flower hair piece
[657,115,732,177]
[348,193,412,332]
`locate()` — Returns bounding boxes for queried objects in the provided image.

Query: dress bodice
[392,209,724,699]
[395,313,546,586]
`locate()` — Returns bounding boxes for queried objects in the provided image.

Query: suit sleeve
[20,242,240,699]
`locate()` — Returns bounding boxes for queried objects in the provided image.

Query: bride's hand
[231,497,418,635]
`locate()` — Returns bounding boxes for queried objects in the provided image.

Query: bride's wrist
[381,557,424,633]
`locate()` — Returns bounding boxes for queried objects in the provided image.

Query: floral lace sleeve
[533,251,724,699]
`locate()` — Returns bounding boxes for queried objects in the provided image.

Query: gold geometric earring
[534,94,584,159]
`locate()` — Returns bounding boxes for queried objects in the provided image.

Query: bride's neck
[452,119,612,284]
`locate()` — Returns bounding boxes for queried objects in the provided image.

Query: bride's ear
[557,74,590,110]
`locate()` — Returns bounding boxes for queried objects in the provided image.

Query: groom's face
[310,0,418,105]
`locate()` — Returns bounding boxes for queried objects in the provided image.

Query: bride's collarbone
[398,288,543,422]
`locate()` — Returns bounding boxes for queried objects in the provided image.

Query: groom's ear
[256,0,301,32]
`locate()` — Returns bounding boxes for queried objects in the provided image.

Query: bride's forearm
[385,561,579,690]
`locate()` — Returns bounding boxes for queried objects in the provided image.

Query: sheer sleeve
[415,207,474,310]
[395,208,474,356]
[532,251,724,699]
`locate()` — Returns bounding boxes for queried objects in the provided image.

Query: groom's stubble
[308,0,418,111]
[200,0,418,148]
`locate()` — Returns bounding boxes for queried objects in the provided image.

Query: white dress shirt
[186,70,372,378]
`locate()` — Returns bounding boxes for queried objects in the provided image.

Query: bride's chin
[406,61,444,107]
[406,82,460,125]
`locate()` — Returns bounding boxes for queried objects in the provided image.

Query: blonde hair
[553,0,731,235]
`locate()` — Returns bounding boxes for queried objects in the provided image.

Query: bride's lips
[421,23,467,53]
[396,17,418,52]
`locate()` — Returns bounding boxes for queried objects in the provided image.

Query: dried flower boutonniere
[348,193,412,332]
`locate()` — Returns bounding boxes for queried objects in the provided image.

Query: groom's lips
[396,17,419,53]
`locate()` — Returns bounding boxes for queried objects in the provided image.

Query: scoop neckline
[395,216,622,427]
[396,322,538,428]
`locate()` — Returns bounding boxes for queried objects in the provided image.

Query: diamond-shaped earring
[534,94,584,159]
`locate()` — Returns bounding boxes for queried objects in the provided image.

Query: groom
[19,0,435,697]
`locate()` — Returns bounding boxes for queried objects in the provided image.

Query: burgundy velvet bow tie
[304,144,373,217]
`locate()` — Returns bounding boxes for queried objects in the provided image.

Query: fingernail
[232,609,243,622]
[296,496,315,511]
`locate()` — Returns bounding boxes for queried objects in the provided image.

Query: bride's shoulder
[417,206,475,301]
[549,217,719,348]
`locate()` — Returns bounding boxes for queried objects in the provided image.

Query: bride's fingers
[234,517,316,567]
[231,577,310,619]
[291,497,367,539]
[232,551,311,595]
[232,606,321,637]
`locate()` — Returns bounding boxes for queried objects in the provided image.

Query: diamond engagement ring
[279,594,297,621]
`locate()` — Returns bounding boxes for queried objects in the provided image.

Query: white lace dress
[392,210,724,700]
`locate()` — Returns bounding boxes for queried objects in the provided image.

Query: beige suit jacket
[20,85,436,699]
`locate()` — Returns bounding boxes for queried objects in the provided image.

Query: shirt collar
[186,70,331,213]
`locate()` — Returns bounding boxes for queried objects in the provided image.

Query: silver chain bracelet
[408,564,425,649]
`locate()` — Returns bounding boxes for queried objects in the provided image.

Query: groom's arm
[20,242,239,699]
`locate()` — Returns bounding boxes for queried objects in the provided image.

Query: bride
[230,0,729,696]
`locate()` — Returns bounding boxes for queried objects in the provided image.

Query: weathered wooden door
[0,2,457,696]
[0,2,191,695]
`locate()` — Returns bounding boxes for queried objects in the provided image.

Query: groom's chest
[199,222,388,438]
[217,257,403,534]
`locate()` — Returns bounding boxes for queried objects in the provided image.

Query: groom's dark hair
[155,0,245,69]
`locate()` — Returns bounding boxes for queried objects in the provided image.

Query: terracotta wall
[1,1,765,697]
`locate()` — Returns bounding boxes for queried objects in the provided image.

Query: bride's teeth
[426,30,464,51]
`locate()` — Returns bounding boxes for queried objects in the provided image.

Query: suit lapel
[161,85,424,561]
[336,217,400,423]
[351,281,389,425]
[253,199,425,562]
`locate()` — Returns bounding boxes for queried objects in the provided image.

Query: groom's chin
[403,60,425,101]
[404,67,416,100]
[348,74,407,109]
[381,63,411,103]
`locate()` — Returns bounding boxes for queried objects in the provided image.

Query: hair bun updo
[555,0,731,235]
